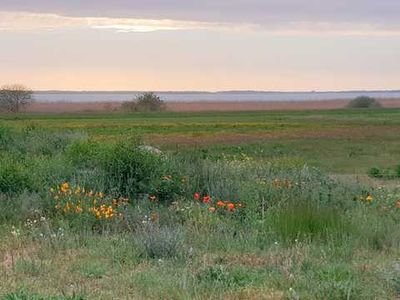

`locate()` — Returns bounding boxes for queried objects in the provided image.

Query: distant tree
[121,92,165,112]
[347,96,382,109]
[0,84,34,113]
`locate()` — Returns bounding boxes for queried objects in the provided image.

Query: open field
[26,98,400,113]
[1,108,400,299]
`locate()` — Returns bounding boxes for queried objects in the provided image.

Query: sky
[0,1,399,91]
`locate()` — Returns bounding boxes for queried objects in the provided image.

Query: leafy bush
[122,92,165,112]
[347,96,382,108]
[148,175,186,204]
[100,141,163,197]
[0,158,33,195]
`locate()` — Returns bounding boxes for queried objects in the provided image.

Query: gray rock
[138,145,163,155]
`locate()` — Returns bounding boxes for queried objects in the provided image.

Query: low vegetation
[347,96,382,108]
[0,109,400,299]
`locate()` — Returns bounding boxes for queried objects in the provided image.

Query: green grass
[2,109,400,174]
[1,108,400,299]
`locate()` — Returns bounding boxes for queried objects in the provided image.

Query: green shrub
[368,167,383,178]
[0,158,33,195]
[100,141,163,197]
[347,96,382,108]
[148,174,185,204]
[65,140,101,167]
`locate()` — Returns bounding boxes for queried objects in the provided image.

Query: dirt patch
[2,245,39,271]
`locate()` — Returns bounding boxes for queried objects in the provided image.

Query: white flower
[11,226,21,237]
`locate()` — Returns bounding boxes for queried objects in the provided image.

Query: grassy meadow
[0,108,400,299]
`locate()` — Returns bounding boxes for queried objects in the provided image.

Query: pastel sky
[1,1,399,91]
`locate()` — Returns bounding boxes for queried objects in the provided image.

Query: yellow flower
[60,182,70,193]
[366,195,373,202]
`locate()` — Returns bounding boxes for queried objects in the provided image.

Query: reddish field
[25,98,400,114]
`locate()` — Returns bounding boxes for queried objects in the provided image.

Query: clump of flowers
[193,192,244,213]
[50,182,129,221]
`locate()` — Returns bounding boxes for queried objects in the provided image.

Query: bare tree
[0,84,34,113]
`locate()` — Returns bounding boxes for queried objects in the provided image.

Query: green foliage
[99,141,163,197]
[368,165,400,179]
[1,110,400,298]
[347,96,382,108]
[0,158,33,195]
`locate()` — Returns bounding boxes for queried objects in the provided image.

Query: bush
[100,141,163,197]
[0,158,33,195]
[134,223,185,259]
[347,96,382,108]
[122,92,165,112]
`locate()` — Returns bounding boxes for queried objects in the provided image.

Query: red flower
[226,203,235,211]
[194,192,200,201]
[203,196,211,203]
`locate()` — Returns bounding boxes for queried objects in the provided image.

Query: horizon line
[33,89,400,94]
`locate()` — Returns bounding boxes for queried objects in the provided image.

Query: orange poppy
[217,201,225,207]
[226,203,235,211]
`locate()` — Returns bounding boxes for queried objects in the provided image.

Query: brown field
[25,98,400,114]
